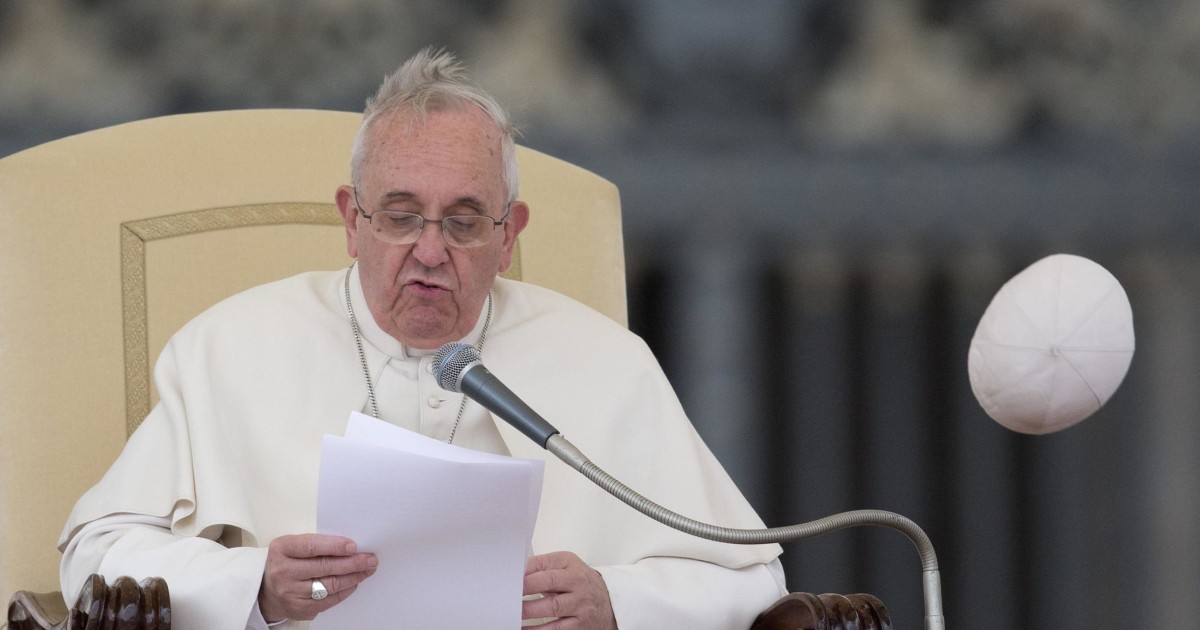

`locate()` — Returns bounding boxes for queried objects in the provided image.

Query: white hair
[350,48,519,202]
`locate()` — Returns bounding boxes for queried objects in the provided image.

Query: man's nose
[410,221,450,266]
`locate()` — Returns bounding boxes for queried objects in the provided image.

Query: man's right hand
[258,533,378,622]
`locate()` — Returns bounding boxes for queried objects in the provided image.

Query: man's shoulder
[175,269,344,339]
[492,277,627,333]
[491,277,650,361]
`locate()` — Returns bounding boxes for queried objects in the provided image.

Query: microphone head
[433,342,481,392]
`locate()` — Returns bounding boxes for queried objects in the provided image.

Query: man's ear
[335,185,360,259]
[499,200,530,273]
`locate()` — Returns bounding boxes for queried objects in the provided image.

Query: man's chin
[404,338,447,351]
[392,314,460,349]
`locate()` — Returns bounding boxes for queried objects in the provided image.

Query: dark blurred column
[946,248,1022,628]
[664,233,771,512]
[780,245,858,594]
[1133,253,1200,629]
[857,247,932,629]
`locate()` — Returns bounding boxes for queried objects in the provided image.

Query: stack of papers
[313,412,544,629]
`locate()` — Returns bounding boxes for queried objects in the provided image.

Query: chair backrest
[0,109,625,600]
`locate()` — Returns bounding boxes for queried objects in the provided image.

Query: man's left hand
[522,551,617,629]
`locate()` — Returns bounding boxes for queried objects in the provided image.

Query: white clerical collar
[348,263,488,360]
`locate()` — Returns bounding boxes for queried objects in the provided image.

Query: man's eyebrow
[377,191,487,212]
[451,196,488,213]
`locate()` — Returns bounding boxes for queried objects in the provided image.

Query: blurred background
[3,1,1198,628]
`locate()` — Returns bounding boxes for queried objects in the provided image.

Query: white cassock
[59,266,785,629]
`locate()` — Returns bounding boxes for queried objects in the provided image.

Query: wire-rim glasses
[353,189,509,248]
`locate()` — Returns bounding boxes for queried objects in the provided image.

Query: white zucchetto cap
[968,253,1135,434]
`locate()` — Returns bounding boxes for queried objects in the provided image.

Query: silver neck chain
[343,262,492,444]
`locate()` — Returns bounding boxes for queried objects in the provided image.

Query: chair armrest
[751,592,892,630]
[6,574,170,630]
[6,589,68,630]
[14,579,890,630]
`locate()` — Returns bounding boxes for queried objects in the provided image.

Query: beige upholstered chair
[0,109,625,619]
[1,110,889,630]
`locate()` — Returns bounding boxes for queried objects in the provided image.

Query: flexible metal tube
[546,434,946,629]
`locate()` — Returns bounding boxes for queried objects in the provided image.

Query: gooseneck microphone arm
[546,435,945,629]
[433,343,946,630]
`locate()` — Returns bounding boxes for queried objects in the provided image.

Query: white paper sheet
[312,412,544,629]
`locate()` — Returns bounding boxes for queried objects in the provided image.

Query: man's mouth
[405,278,451,296]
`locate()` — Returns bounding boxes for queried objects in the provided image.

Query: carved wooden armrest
[13,578,886,630]
[7,574,170,630]
[751,592,892,630]
[5,590,67,630]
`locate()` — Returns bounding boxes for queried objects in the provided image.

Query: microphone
[434,341,946,628]
[432,343,560,447]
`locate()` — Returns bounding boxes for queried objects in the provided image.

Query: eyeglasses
[354,189,509,248]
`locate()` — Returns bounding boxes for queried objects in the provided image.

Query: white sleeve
[597,557,787,630]
[60,513,270,630]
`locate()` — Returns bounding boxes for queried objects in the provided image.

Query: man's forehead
[369,107,501,150]
[363,111,500,173]
[359,109,506,202]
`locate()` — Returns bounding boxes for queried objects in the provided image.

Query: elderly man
[59,49,785,629]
